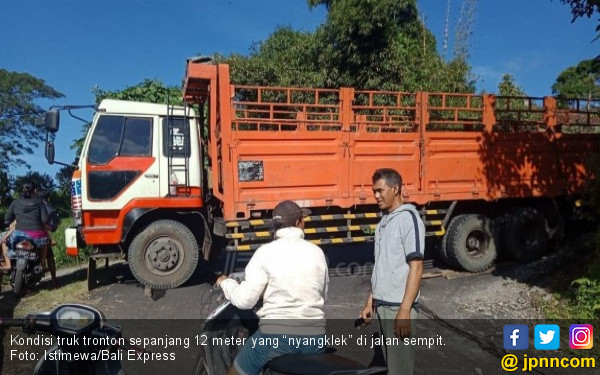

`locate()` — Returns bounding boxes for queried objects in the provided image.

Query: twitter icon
[535,324,560,350]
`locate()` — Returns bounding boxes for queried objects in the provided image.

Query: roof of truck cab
[98,99,195,117]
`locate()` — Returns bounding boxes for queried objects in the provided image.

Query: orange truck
[42,58,600,289]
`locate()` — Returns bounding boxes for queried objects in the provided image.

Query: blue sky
[1,0,597,179]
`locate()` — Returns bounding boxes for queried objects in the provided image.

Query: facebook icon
[504,325,529,350]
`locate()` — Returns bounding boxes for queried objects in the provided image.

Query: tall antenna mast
[443,0,451,59]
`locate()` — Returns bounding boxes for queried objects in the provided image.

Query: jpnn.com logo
[503,325,529,350]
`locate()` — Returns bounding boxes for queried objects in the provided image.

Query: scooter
[6,235,46,297]
[1,304,135,375]
[194,273,386,375]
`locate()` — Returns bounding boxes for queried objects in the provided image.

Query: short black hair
[372,168,402,188]
[21,181,37,198]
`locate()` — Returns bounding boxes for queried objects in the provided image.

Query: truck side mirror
[44,109,60,133]
[45,141,55,165]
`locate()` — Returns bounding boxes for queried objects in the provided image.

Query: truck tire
[445,214,497,273]
[128,220,199,289]
[440,230,458,268]
[503,207,549,262]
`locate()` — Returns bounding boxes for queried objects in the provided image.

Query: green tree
[92,79,182,106]
[71,79,182,156]
[0,69,63,171]
[53,165,73,214]
[13,171,55,195]
[225,27,326,88]
[496,74,533,126]
[551,59,600,100]
[0,170,12,208]
[226,0,473,93]
[559,0,600,40]
[497,73,528,96]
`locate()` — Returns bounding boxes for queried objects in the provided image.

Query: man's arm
[360,291,374,324]
[396,211,425,338]
[395,259,423,338]
[218,252,268,310]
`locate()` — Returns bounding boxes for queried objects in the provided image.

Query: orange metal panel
[231,130,346,216]
[82,196,203,244]
[181,61,600,221]
[350,131,420,205]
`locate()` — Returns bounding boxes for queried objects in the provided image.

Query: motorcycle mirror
[44,109,60,133]
[45,141,55,165]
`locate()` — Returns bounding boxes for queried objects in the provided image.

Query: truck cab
[46,99,208,290]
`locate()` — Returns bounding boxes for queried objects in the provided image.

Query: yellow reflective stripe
[425,210,438,214]
[428,220,443,225]
[304,228,317,234]
[321,215,334,220]
[326,227,338,232]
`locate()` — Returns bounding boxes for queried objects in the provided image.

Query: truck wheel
[445,214,497,273]
[503,207,549,262]
[128,220,199,289]
[440,230,458,269]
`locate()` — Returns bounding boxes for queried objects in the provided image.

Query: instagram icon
[569,324,593,349]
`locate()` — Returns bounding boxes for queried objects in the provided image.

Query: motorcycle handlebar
[0,318,25,327]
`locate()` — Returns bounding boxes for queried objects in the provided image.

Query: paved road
[2,244,590,374]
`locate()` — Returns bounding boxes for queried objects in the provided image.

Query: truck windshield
[88,115,153,165]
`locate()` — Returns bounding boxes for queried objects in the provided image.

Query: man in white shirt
[215,200,329,375]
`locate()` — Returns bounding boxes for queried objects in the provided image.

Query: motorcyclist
[36,189,58,283]
[215,200,329,375]
[4,182,50,271]
[0,221,15,271]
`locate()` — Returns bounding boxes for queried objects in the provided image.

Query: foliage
[570,275,600,318]
[70,79,183,156]
[55,166,73,207]
[545,155,600,320]
[495,74,543,129]
[92,79,182,106]
[0,170,11,208]
[559,0,600,40]
[224,27,326,88]
[225,0,474,93]
[0,69,63,172]
[13,171,55,195]
[561,0,600,19]
[551,58,600,99]
[497,73,528,96]
[50,217,93,268]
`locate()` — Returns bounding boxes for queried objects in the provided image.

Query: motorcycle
[6,235,46,297]
[1,303,132,375]
[194,273,387,375]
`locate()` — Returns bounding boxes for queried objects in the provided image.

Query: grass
[13,277,91,317]
[540,227,600,321]
[50,218,93,268]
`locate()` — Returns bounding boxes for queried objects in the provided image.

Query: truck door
[82,114,160,211]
